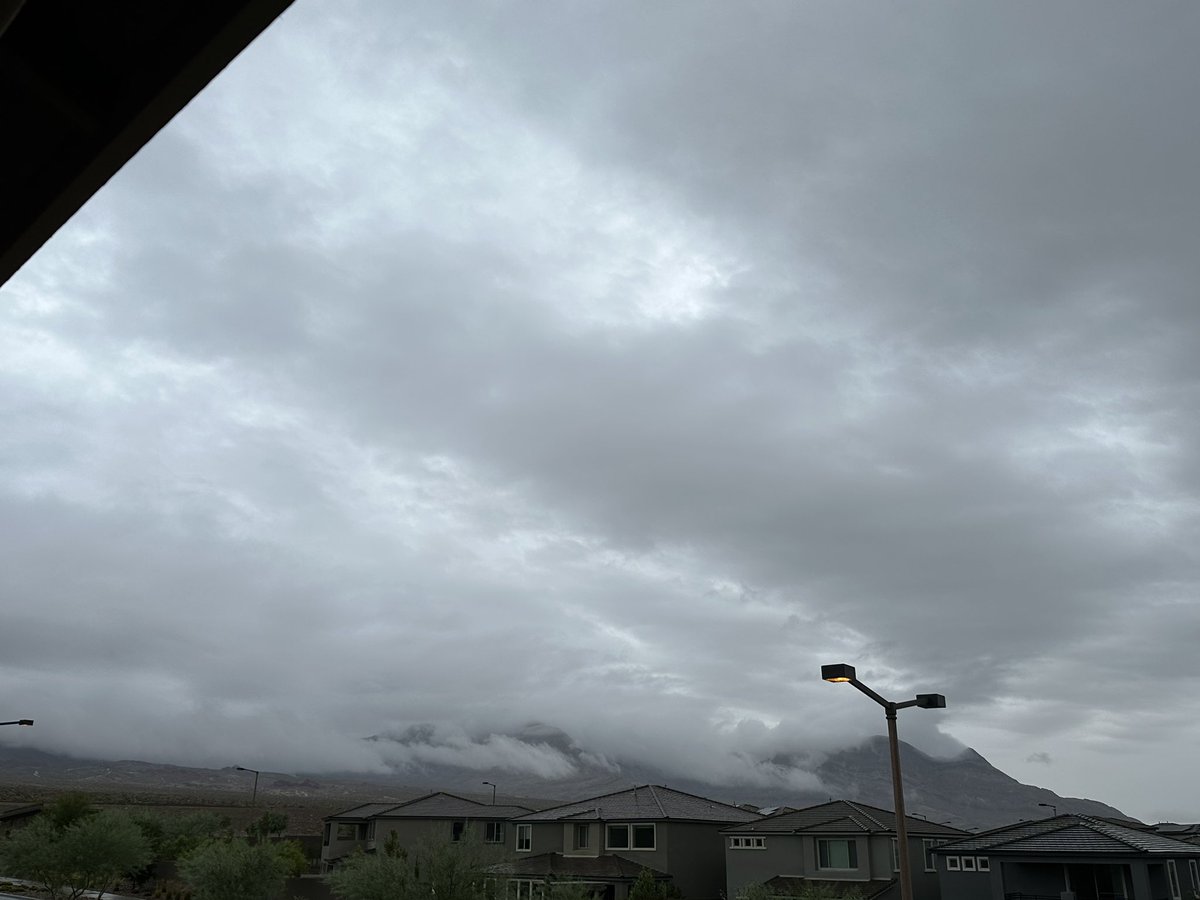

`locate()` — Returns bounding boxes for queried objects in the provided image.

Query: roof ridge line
[647,785,667,818]
[844,800,887,831]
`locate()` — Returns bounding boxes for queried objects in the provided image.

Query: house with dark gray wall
[933,814,1200,900]
[496,784,761,900]
[722,800,966,900]
[320,792,532,870]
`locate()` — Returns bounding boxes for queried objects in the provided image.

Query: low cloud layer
[3,1,1200,823]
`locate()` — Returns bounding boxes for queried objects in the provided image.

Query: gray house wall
[726,832,945,900]
[653,822,727,900]
[937,855,1197,900]
[323,818,514,868]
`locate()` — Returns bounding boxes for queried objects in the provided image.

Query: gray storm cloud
[3,0,1200,823]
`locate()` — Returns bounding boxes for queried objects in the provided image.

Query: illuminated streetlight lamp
[235,766,261,806]
[821,664,946,900]
[482,781,496,805]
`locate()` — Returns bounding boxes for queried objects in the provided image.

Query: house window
[516,824,532,852]
[366,821,376,841]
[607,825,630,849]
[730,837,766,850]
[891,838,900,872]
[977,857,990,872]
[336,823,358,841]
[923,839,944,872]
[817,839,858,870]
[961,857,976,872]
[1190,859,1199,892]
[452,821,466,842]
[945,856,961,871]
[633,824,656,850]
[1167,860,1181,900]
[486,822,506,844]
[573,824,591,850]
[323,823,331,846]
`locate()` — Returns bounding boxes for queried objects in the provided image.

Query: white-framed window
[977,857,990,872]
[510,879,541,900]
[923,839,945,872]
[606,823,655,850]
[817,839,858,870]
[573,823,591,850]
[366,821,376,841]
[1189,858,1199,892]
[945,856,961,871]
[336,822,358,841]
[961,857,976,872]
[485,822,506,844]
[516,824,532,852]
[891,838,900,872]
[729,837,766,850]
[1167,860,1181,900]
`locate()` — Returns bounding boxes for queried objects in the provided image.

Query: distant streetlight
[236,766,261,806]
[822,663,946,900]
[0,720,34,727]
[1038,802,1057,816]
[482,781,496,805]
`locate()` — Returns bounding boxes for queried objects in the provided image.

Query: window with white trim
[817,839,858,870]
[1190,859,1199,892]
[961,857,976,872]
[485,822,505,844]
[891,838,900,872]
[976,857,990,872]
[366,821,376,841]
[1167,860,1181,900]
[516,824,532,852]
[573,823,591,850]
[729,837,766,850]
[923,839,945,872]
[945,856,961,871]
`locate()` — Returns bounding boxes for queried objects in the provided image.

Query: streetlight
[822,663,946,900]
[482,781,496,805]
[236,766,260,806]
[0,720,33,727]
[1038,802,1057,816]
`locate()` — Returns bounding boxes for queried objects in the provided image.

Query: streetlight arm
[0,720,34,726]
[847,679,891,708]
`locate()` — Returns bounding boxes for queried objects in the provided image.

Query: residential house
[320,792,533,870]
[496,784,761,900]
[722,800,967,900]
[933,813,1200,900]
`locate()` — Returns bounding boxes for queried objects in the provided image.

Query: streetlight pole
[482,781,496,805]
[822,664,946,900]
[236,766,260,806]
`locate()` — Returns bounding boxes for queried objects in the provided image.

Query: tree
[329,829,503,900]
[177,838,291,900]
[133,811,232,860]
[0,809,153,900]
[628,868,679,900]
[246,812,288,843]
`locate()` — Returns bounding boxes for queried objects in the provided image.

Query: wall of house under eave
[723,833,800,898]
[650,821,735,900]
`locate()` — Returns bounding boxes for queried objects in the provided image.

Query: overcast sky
[3,1,1200,823]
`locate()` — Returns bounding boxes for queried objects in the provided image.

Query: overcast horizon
[3,1,1200,824]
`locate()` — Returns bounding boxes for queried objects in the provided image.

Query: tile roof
[513,785,759,824]
[328,802,403,819]
[326,792,531,821]
[936,815,1200,857]
[491,853,671,881]
[723,800,966,838]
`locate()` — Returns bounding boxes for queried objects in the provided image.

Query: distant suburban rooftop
[937,814,1200,857]
[723,799,967,837]
[327,792,531,821]
[513,785,760,824]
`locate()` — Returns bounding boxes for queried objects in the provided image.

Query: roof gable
[514,785,759,823]
[938,815,1200,857]
[724,800,966,837]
